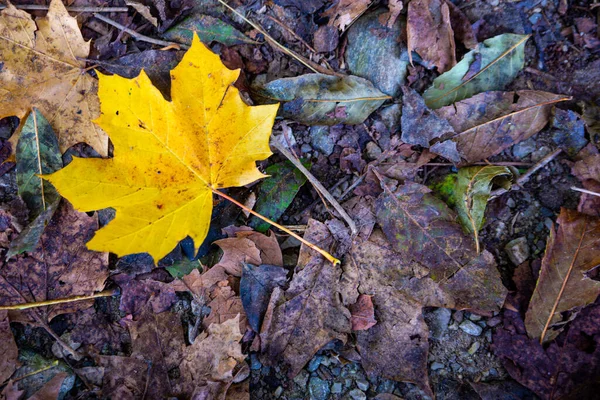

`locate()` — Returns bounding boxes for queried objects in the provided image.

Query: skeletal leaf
[455,166,514,252]
[44,35,279,262]
[0,0,108,156]
[254,73,389,125]
[525,209,600,343]
[423,33,529,109]
[163,14,257,46]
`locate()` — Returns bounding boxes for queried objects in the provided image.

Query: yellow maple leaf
[45,35,279,262]
[0,0,108,156]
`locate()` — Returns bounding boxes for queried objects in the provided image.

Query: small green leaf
[250,161,309,232]
[423,33,529,109]
[7,200,59,258]
[163,14,257,46]
[166,258,202,278]
[254,73,390,125]
[455,166,514,252]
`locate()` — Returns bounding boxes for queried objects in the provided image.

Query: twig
[490,149,563,198]
[264,14,317,54]
[12,361,59,382]
[571,186,600,198]
[270,137,358,235]
[0,288,119,311]
[0,5,129,12]
[93,13,188,49]
[425,161,533,167]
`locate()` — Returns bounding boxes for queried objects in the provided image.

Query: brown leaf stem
[0,5,129,12]
[0,288,119,311]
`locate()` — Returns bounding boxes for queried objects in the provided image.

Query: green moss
[429,174,458,207]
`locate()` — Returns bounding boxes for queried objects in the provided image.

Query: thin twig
[93,13,188,49]
[0,5,129,12]
[264,14,317,54]
[271,137,358,235]
[0,288,119,311]
[571,186,600,198]
[425,161,533,167]
[490,149,563,198]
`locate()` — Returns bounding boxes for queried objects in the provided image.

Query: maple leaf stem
[211,188,341,265]
[0,288,119,311]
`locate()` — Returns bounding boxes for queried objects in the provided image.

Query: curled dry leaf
[0,0,108,156]
[322,0,375,31]
[423,33,529,109]
[436,90,569,163]
[45,35,279,262]
[572,144,600,217]
[525,209,600,343]
[349,294,377,331]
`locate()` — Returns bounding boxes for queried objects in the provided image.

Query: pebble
[507,197,516,208]
[309,377,330,400]
[250,354,262,370]
[485,330,493,343]
[274,386,283,398]
[365,141,383,160]
[487,316,502,327]
[300,143,312,155]
[430,362,445,371]
[468,342,481,355]
[356,379,370,391]
[349,389,367,400]
[459,320,483,336]
[467,312,482,321]
[505,237,530,266]
[512,137,537,158]
[531,145,551,162]
[310,126,334,156]
[453,310,464,323]
[293,370,309,388]
[331,382,343,394]
[377,380,395,393]
[307,356,323,372]
[429,308,452,340]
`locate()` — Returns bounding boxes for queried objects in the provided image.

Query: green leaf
[165,258,202,278]
[7,200,59,258]
[423,33,529,109]
[253,73,390,125]
[162,14,257,46]
[249,161,308,232]
[454,166,514,252]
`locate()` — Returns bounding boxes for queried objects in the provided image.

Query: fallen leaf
[380,0,403,28]
[0,310,19,384]
[213,237,262,277]
[240,263,288,332]
[202,283,247,331]
[349,294,377,331]
[0,201,108,321]
[249,161,308,233]
[454,166,514,252]
[113,271,179,316]
[323,0,375,31]
[423,33,529,109]
[163,14,257,46]
[407,0,456,73]
[28,372,68,400]
[525,209,600,343]
[345,8,409,97]
[260,219,352,376]
[235,230,283,267]
[254,73,388,125]
[436,90,568,163]
[572,144,600,217]
[0,381,23,400]
[445,0,477,49]
[45,35,279,262]
[0,0,108,156]
[470,380,537,400]
[126,0,159,26]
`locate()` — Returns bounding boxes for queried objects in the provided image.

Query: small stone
[250,354,262,370]
[430,362,445,371]
[459,320,483,336]
[531,145,551,162]
[428,307,452,340]
[330,366,341,376]
[301,143,312,155]
[310,126,334,156]
[314,25,339,53]
[274,386,283,398]
[468,342,481,355]
[293,370,309,388]
[512,137,537,158]
[309,377,330,400]
[377,380,395,393]
[507,198,516,208]
[380,104,401,133]
[505,237,530,266]
[467,312,482,321]
[485,330,493,343]
[320,357,332,367]
[544,217,553,231]
[307,355,323,372]
[448,322,458,330]
[490,0,500,6]
[487,316,502,327]
[331,382,343,394]
[356,379,370,391]
[349,389,367,400]
[365,141,382,160]
[453,310,464,323]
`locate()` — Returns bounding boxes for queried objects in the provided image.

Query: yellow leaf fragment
[0,0,108,156]
[45,35,279,262]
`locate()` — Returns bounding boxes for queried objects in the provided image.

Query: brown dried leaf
[407,0,456,73]
[0,311,19,384]
[323,0,375,31]
[28,372,68,400]
[445,0,477,49]
[349,294,377,331]
[203,283,247,332]
[213,237,262,277]
[0,202,109,321]
[379,0,404,28]
[436,91,569,163]
[572,144,600,216]
[525,209,600,343]
[235,231,283,267]
[260,219,351,376]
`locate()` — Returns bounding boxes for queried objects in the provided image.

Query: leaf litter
[0,0,599,399]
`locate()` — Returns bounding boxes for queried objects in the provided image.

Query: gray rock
[459,320,483,336]
[531,145,551,162]
[505,237,530,265]
[300,143,312,155]
[379,104,401,133]
[512,137,537,158]
[331,382,343,394]
[487,316,502,327]
[310,126,335,156]
[250,354,262,370]
[377,380,395,393]
[467,312,482,321]
[453,310,464,323]
[274,386,283,398]
[349,389,367,400]
[293,370,309,388]
[468,342,481,355]
[507,197,516,208]
[430,362,445,371]
[356,379,370,391]
[307,355,323,372]
[428,308,452,340]
[309,377,330,400]
[365,141,382,160]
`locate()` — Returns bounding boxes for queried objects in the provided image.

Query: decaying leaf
[241,263,288,332]
[423,33,529,109]
[163,14,257,46]
[45,35,279,262]
[572,144,600,217]
[322,0,375,31]
[525,209,600,343]
[0,0,108,156]
[213,230,282,277]
[0,202,108,321]
[379,0,403,28]
[407,0,456,73]
[260,219,352,376]
[254,73,388,125]
[249,161,308,232]
[349,294,377,331]
[28,372,68,400]
[454,166,514,252]
[0,311,19,384]
[436,90,569,163]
